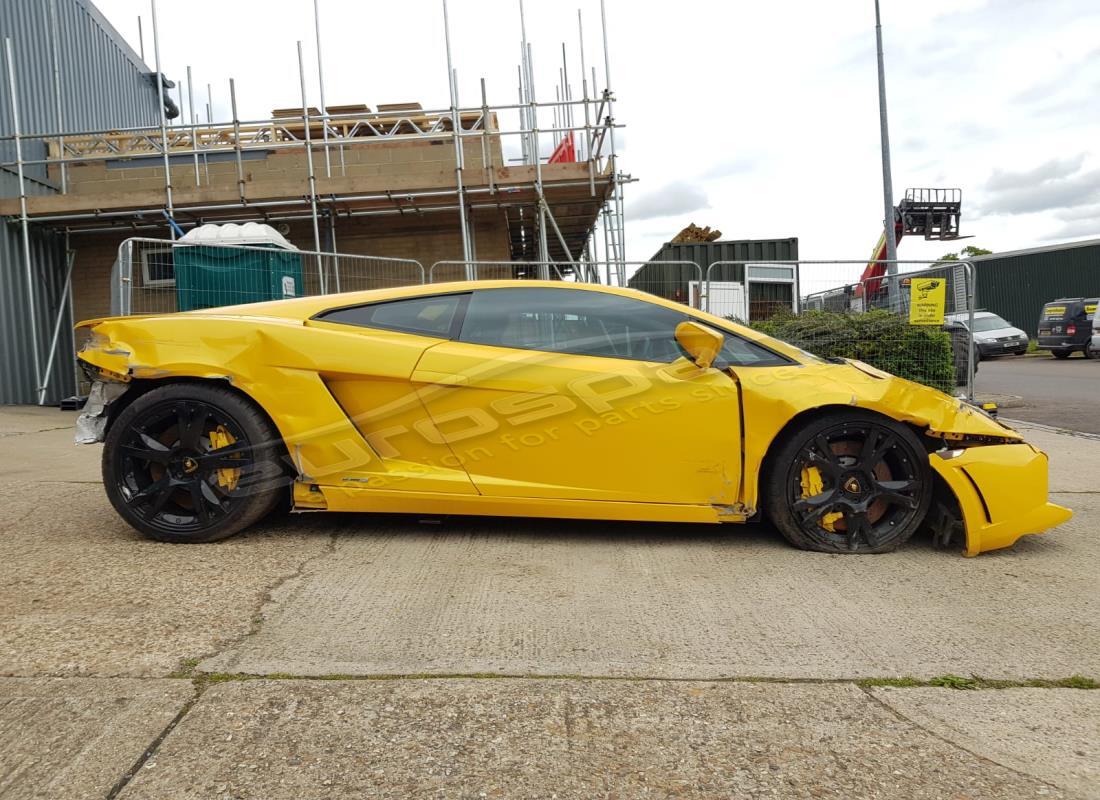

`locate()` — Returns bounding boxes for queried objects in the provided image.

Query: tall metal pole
[297,41,325,290]
[313,0,333,178]
[874,0,898,306]
[442,0,474,278]
[150,0,174,238]
[5,38,44,403]
[137,16,145,62]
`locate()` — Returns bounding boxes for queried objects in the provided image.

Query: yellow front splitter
[930,443,1072,556]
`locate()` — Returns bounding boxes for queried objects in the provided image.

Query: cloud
[1041,217,1100,241]
[702,157,757,180]
[978,156,1100,216]
[985,154,1086,191]
[627,181,710,221]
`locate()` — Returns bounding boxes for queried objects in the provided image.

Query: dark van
[1037,297,1098,358]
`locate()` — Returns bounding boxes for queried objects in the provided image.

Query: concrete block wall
[58,136,505,197]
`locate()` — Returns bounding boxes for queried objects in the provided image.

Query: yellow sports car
[75,281,1070,554]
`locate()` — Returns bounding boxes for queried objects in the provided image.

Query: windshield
[971,315,1012,332]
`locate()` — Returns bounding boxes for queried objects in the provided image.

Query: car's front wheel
[763,411,932,554]
[102,383,286,543]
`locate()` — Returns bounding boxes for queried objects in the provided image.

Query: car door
[306,292,479,495]
[410,286,745,505]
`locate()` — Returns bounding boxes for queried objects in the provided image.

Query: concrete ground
[1,405,1097,799]
[976,352,1100,433]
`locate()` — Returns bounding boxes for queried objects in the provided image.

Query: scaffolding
[0,0,630,404]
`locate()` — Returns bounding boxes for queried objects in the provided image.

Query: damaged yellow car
[75,281,1071,554]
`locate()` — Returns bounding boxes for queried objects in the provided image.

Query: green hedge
[750,310,956,394]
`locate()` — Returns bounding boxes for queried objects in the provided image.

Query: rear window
[316,294,464,337]
[1041,303,1071,320]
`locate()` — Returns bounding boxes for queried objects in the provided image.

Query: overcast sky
[96,0,1100,272]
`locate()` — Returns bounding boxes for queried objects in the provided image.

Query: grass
[860,674,1098,691]
[168,666,1099,690]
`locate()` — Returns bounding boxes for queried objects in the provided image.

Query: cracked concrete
[0,678,193,800]
[1,407,1097,799]
[869,686,1100,798]
[113,680,1077,800]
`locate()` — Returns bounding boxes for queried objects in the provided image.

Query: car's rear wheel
[763,411,932,554]
[102,383,285,543]
[1053,349,1073,359]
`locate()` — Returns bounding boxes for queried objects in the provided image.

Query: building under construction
[0,0,627,404]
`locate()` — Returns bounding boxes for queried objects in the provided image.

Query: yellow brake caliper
[209,425,241,492]
[800,465,843,532]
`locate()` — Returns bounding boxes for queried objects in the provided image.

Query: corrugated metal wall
[972,241,1100,336]
[1,0,161,404]
[628,238,799,300]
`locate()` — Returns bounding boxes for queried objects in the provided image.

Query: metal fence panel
[705,259,978,399]
[118,237,425,316]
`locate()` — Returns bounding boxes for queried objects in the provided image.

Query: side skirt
[293,482,744,525]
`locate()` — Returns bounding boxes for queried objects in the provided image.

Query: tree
[938,245,992,261]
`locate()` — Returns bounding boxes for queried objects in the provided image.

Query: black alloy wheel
[764,411,932,554]
[102,383,284,543]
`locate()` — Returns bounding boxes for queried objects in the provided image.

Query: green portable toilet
[174,223,303,311]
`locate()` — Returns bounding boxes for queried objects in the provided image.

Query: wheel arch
[752,404,931,514]
[103,376,285,456]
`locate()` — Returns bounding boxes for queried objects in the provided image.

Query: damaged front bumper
[930,443,1072,556]
[74,378,128,444]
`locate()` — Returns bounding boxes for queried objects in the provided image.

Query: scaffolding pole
[47,0,67,193]
[599,0,625,283]
[187,66,200,186]
[39,244,76,405]
[4,37,44,404]
[442,0,474,278]
[296,41,325,290]
[149,0,174,238]
[480,77,495,194]
[229,79,245,203]
[313,0,336,178]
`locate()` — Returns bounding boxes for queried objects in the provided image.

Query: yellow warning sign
[909,278,946,325]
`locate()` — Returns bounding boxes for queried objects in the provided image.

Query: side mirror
[675,321,723,369]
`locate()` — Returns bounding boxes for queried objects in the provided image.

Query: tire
[1053,349,1072,359]
[1085,342,1097,360]
[102,383,286,543]
[762,410,933,554]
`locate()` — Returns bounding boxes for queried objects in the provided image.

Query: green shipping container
[175,244,303,311]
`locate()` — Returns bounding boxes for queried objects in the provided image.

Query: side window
[459,288,689,362]
[316,294,464,338]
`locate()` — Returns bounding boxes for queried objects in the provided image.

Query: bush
[750,310,956,394]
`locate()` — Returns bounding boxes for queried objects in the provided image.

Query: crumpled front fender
[930,444,1072,556]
